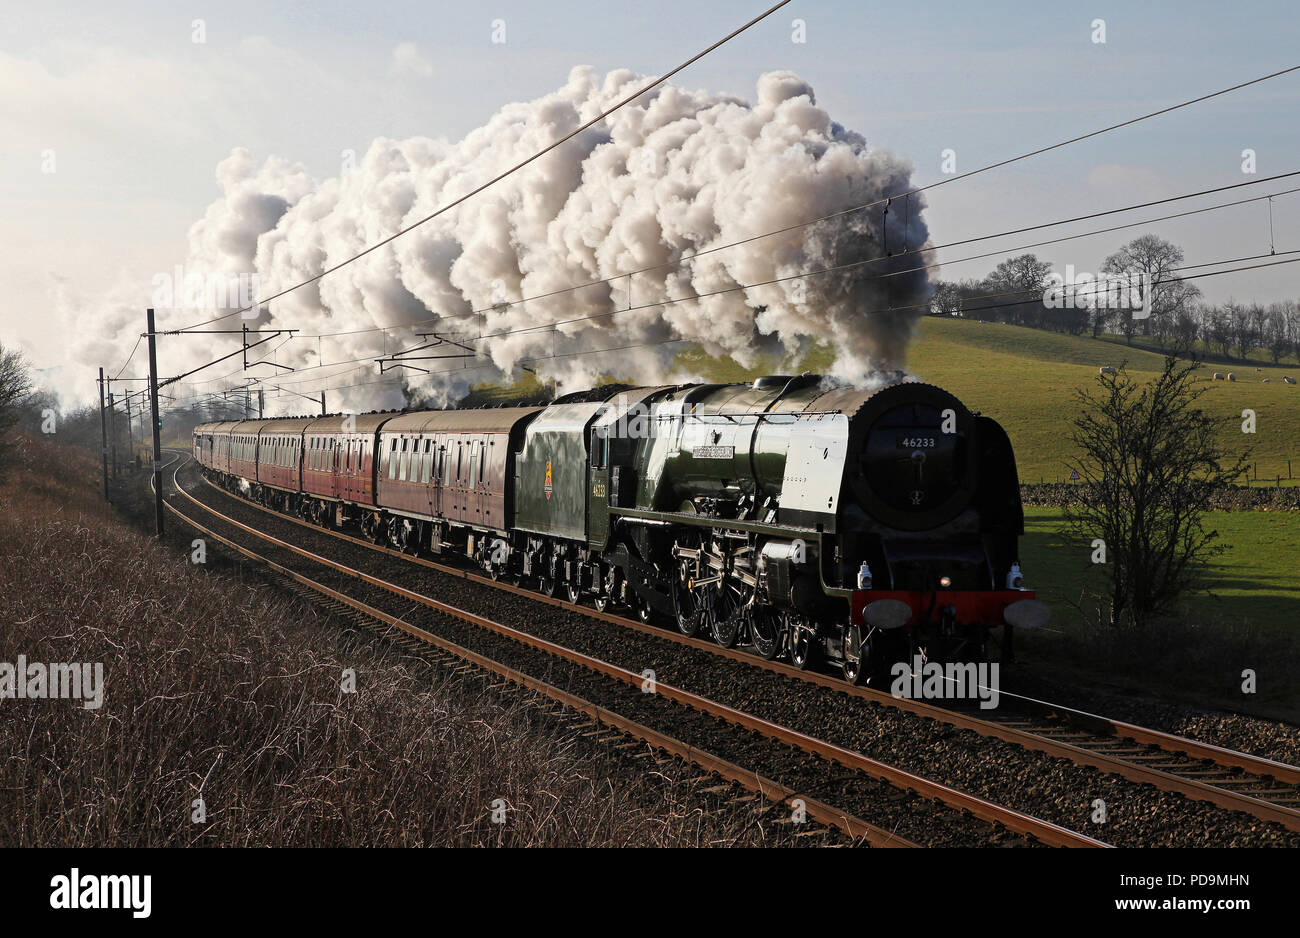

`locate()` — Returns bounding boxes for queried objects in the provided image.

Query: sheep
[1285,376,1297,385]
[1227,373,1236,381]
[1099,365,1118,376]
[1213,372,1225,380]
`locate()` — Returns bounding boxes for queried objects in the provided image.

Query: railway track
[157,452,1106,848]
[177,452,1300,836]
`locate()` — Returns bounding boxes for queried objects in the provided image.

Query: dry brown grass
[0,434,788,847]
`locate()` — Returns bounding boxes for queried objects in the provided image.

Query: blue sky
[3,0,1298,398]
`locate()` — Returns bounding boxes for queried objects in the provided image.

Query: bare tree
[982,253,1052,327]
[0,345,32,481]
[1101,234,1200,344]
[928,281,964,317]
[1203,305,1233,358]
[1062,355,1249,629]
[1261,303,1293,363]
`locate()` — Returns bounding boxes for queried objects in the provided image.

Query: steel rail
[166,456,1105,847]
[186,458,1300,832]
[159,461,907,846]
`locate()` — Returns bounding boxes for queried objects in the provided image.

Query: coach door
[434,439,444,519]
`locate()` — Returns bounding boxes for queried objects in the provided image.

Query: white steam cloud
[74,67,933,414]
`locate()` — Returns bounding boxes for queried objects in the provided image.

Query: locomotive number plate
[691,445,734,459]
[897,436,937,449]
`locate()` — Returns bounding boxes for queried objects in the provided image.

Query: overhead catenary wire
[291,169,1300,347]
[149,57,1300,410]
[172,62,1300,340]
[380,181,1300,353]
[111,334,143,380]
[217,232,1300,404]
[209,252,1300,409]
[169,0,795,334]
[193,173,1300,395]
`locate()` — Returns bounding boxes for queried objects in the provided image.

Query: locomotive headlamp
[939,575,952,589]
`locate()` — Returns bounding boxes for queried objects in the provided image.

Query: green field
[672,317,1300,485]
[1021,507,1300,636]
[1018,506,1299,711]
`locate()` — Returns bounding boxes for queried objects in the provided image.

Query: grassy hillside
[668,318,1300,485]
[905,319,1299,485]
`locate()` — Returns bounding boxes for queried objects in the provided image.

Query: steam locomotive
[193,374,1047,684]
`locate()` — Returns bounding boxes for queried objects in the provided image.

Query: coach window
[420,440,432,484]
[468,442,480,490]
[478,441,487,487]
